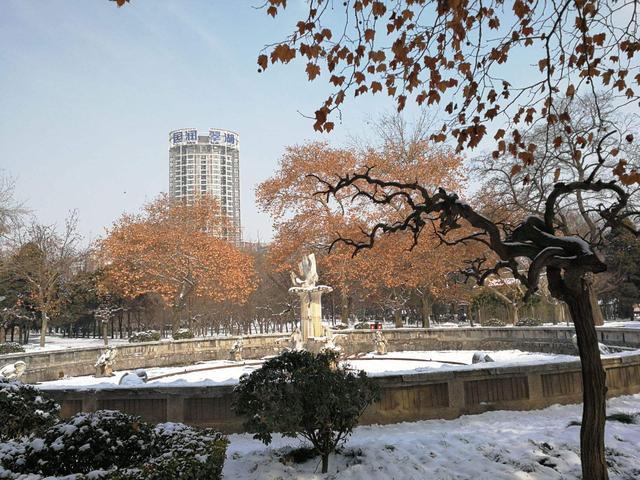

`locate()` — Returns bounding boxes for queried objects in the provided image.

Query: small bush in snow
[0,410,227,479]
[172,328,194,340]
[234,350,379,474]
[482,317,507,327]
[128,330,161,343]
[0,342,24,355]
[0,380,59,441]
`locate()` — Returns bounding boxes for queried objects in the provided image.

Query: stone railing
[43,351,640,433]
[3,326,640,383]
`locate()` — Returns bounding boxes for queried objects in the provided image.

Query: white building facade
[168,128,241,243]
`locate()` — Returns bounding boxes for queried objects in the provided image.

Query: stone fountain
[289,253,333,341]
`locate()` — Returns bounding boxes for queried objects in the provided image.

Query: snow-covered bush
[234,350,379,474]
[0,342,24,355]
[172,328,194,340]
[0,380,59,441]
[482,317,507,327]
[0,410,227,479]
[128,330,161,343]
[117,423,227,479]
[515,317,542,327]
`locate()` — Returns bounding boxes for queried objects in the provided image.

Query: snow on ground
[21,335,133,353]
[37,350,576,390]
[348,350,577,377]
[37,359,262,390]
[224,394,640,480]
[603,320,640,329]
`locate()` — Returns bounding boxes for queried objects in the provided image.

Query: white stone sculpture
[290,253,319,288]
[321,327,341,353]
[95,346,118,377]
[571,334,613,355]
[290,327,304,351]
[472,352,494,364]
[0,361,26,380]
[230,338,244,361]
[289,253,333,341]
[373,330,387,355]
[118,369,148,385]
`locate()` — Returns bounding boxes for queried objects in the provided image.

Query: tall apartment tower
[168,128,241,243]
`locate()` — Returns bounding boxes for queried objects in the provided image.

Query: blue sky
[0,0,410,243]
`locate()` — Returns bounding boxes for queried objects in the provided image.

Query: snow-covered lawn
[37,350,575,390]
[21,335,133,353]
[224,394,640,479]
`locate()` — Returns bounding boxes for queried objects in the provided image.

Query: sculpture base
[289,285,333,341]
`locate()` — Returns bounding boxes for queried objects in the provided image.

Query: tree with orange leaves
[99,195,256,334]
[257,113,470,326]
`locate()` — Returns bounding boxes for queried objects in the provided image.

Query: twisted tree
[313,162,638,479]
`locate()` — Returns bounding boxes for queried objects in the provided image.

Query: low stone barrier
[44,352,640,433]
[3,326,640,383]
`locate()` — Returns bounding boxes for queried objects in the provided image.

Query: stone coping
[3,326,639,383]
[3,325,639,360]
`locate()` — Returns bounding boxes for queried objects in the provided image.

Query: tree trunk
[340,291,349,325]
[565,277,608,480]
[421,294,432,328]
[102,320,109,346]
[321,453,329,474]
[394,309,403,328]
[508,303,519,325]
[40,312,48,348]
[590,289,604,326]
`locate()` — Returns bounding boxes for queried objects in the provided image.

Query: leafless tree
[0,173,27,240]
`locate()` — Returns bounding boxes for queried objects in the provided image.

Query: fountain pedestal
[289,285,333,341]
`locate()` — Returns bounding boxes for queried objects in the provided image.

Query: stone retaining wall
[44,352,640,433]
[3,326,640,383]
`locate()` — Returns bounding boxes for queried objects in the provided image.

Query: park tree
[474,94,640,324]
[311,164,637,479]
[99,195,257,334]
[5,214,84,348]
[597,223,640,318]
[257,114,469,325]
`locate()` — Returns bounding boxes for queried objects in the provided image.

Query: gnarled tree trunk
[564,273,608,480]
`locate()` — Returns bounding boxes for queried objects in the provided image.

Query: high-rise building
[168,128,241,243]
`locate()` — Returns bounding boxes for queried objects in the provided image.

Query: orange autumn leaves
[257,141,471,301]
[99,195,256,309]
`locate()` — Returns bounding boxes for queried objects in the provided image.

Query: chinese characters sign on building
[209,129,238,147]
[170,128,197,146]
[170,128,239,147]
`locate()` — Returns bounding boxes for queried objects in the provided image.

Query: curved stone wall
[2,326,640,384]
[43,351,640,433]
